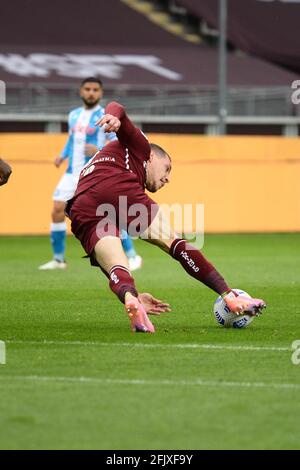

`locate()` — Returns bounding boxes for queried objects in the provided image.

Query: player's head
[80,77,103,108]
[145,143,171,193]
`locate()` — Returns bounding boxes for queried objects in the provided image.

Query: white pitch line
[0,375,299,391]
[6,340,290,352]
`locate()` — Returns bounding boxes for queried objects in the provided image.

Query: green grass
[0,234,300,449]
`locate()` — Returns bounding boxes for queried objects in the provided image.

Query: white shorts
[53,172,80,202]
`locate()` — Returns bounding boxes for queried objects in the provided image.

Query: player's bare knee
[144,237,174,253]
[161,238,177,252]
[52,201,66,222]
[94,236,129,273]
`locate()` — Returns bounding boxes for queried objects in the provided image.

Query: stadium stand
[0,0,299,134]
[175,0,300,73]
[0,0,298,87]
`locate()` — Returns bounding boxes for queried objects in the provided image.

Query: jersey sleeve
[105,102,149,156]
[60,112,72,159]
[61,135,72,159]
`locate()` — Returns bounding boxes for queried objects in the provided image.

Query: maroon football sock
[169,239,230,295]
[108,265,138,303]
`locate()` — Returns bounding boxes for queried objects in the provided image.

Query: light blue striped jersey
[61,104,116,175]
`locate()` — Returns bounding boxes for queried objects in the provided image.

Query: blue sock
[51,222,67,262]
[121,230,136,259]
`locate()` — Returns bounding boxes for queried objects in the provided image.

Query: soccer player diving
[66,101,266,333]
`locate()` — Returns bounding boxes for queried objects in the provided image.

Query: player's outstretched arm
[0,158,12,186]
[96,113,121,133]
[96,102,146,151]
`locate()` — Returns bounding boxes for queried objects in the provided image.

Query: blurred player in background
[0,158,12,186]
[66,101,266,333]
[39,77,142,271]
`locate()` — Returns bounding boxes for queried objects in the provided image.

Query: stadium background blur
[0,0,300,451]
[1,0,300,234]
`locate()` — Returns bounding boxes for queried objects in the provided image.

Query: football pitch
[0,233,299,450]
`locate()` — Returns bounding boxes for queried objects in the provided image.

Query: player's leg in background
[50,200,67,263]
[141,208,266,314]
[94,236,154,332]
[120,230,142,271]
[39,173,76,270]
[39,200,67,270]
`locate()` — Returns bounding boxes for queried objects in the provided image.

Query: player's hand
[96,114,121,133]
[54,156,64,168]
[138,293,171,315]
[84,144,98,157]
[0,159,12,186]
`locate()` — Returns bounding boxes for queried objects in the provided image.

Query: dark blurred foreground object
[0,159,12,186]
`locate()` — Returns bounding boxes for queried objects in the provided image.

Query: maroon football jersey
[74,102,150,198]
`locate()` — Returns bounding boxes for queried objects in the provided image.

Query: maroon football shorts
[67,170,159,256]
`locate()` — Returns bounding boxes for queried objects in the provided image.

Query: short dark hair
[150,143,171,161]
[81,77,103,88]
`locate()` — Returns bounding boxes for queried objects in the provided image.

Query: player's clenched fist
[96,114,121,133]
[0,158,12,186]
